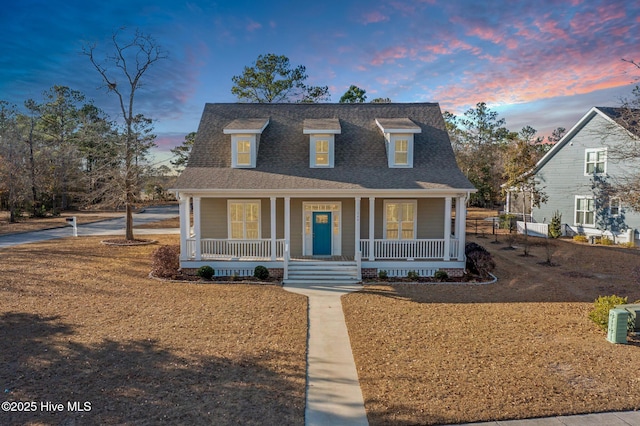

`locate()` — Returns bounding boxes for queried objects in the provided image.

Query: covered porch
[178,192,469,277]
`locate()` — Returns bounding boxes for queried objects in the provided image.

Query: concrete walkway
[284,283,369,426]
[457,410,640,425]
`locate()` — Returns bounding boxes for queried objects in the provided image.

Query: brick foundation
[361,268,378,279]
[438,268,465,277]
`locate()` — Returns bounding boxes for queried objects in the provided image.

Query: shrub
[378,270,388,279]
[597,236,614,246]
[407,270,419,280]
[548,210,562,238]
[150,245,180,279]
[197,265,215,280]
[589,295,628,332]
[465,242,495,277]
[254,265,269,280]
[573,235,588,243]
[619,241,636,249]
[434,270,449,281]
[498,214,516,230]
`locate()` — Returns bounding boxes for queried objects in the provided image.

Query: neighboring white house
[507,106,639,244]
[172,103,476,283]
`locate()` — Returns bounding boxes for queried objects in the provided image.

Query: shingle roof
[174,103,475,191]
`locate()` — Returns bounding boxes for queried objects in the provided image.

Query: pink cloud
[246,19,262,32]
[362,11,389,25]
[370,46,409,66]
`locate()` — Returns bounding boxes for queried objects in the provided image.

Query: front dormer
[375,118,421,168]
[223,118,269,168]
[303,118,341,168]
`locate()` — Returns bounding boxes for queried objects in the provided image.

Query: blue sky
[1,0,638,166]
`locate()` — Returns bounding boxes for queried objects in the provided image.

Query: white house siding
[533,112,640,235]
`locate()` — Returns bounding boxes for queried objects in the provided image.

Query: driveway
[0,205,179,248]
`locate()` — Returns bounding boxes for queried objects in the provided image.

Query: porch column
[178,194,189,260]
[354,197,361,256]
[284,196,291,250]
[193,196,202,261]
[443,197,452,261]
[368,197,375,261]
[457,196,467,260]
[270,197,277,260]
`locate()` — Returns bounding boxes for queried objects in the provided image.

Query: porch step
[285,261,360,285]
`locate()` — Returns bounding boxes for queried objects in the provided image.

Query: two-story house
[518,106,640,244]
[172,103,476,283]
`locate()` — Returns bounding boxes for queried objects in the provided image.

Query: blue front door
[312,212,332,255]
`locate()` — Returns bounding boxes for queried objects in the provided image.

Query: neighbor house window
[575,196,594,226]
[610,198,621,216]
[585,148,606,175]
[315,139,329,166]
[236,139,251,166]
[229,201,260,239]
[384,201,416,239]
[394,139,408,165]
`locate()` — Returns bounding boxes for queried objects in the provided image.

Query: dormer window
[223,118,269,168]
[304,118,341,168]
[375,118,421,168]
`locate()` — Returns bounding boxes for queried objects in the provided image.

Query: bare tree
[0,101,28,222]
[83,28,165,240]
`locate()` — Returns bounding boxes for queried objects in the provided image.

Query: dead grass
[344,234,640,425]
[0,235,306,425]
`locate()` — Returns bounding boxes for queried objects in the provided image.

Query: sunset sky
[1,0,638,166]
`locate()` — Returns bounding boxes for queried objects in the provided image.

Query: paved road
[0,205,179,248]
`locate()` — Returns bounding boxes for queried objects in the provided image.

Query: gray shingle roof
[174,103,475,191]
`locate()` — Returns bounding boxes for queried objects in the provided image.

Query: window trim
[231,135,256,168]
[383,200,417,240]
[574,195,595,227]
[309,134,335,168]
[584,148,606,176]
[227,200,261,240]
[610,197,621,217]
[386,134,414,168]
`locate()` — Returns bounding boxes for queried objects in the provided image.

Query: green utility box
[615,304,640,332]
[607,308,629,344]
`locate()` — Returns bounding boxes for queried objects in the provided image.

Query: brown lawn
[0,235,306,426]
[344,232,640,425]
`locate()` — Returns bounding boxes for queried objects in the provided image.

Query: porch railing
[186,238,285,260]
[360,239,460,260]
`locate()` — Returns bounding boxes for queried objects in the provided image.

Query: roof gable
[534,106,636,173]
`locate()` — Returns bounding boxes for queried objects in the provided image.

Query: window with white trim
[585,148,606,175]
[236,139,251,166]
[384,201,416,239]
[229,201,260,239]
[309,135,335,167]
[610,198,621,216]
[394,139,408,165]
[575,196,594,226]
[315,139,329,166]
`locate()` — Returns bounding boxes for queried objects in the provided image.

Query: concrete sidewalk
[457,410,640,425]
[284,283,369,426]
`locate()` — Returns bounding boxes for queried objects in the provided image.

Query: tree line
[0,85,172,222]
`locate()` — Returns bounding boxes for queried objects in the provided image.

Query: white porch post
[355,197,361,256]
[193,196,202,261]
[284,196,291,251]
[270,197,277,261]
[457,196,467,261]
[178,194,189,260]
[444,197,452,261]
[368,197,375,261]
